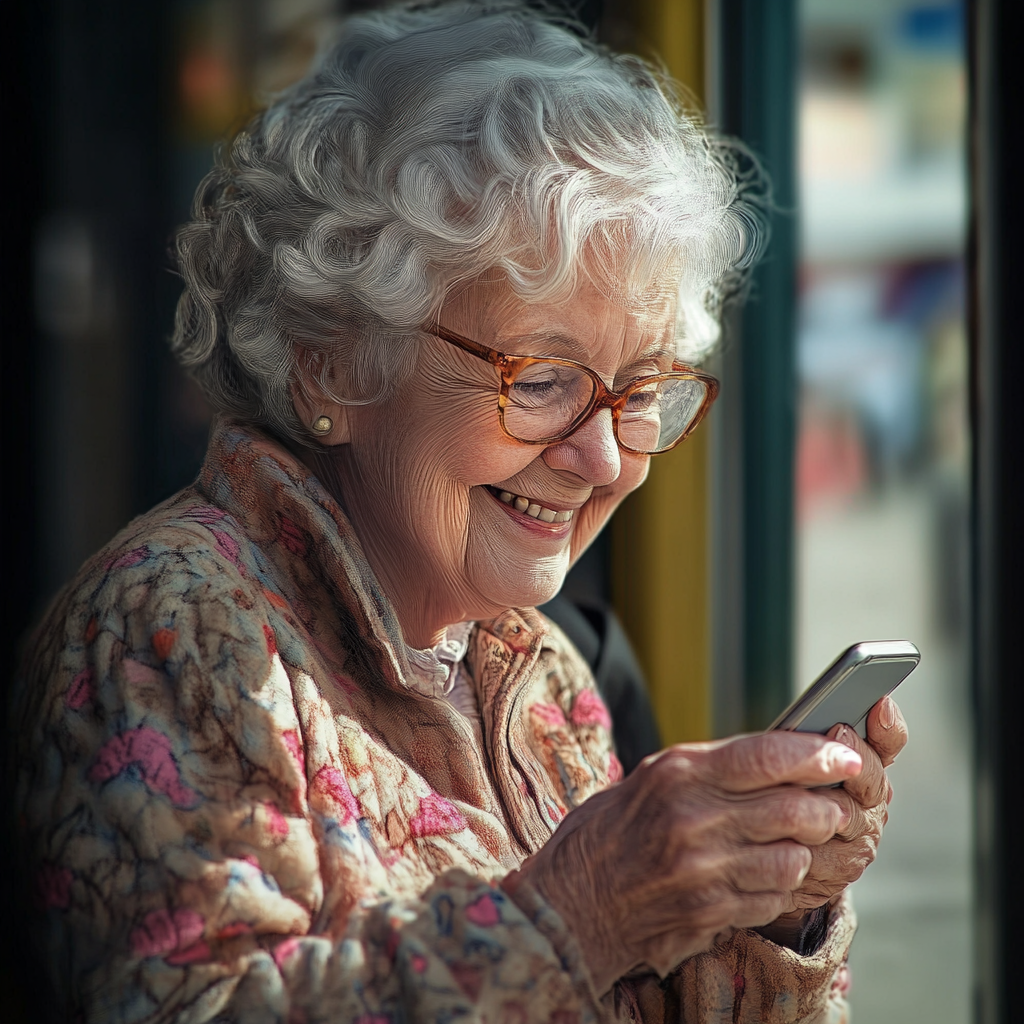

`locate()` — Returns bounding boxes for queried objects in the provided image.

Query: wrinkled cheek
[569,499,616,564]
[569,460,647,563]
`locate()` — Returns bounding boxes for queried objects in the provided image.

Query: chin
[482,561,568,612]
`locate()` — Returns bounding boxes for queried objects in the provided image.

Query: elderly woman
[12,3,906,1022]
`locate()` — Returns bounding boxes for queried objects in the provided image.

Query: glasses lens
[503,361,596,441]
[617,376,708,453]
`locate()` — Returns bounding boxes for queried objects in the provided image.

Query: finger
[820,787,887,841]
[865,696,909,767]
[728,889,796,931]
[729,841,812,893]
[801,829,881,894]
[733,788,847,845]
[713,732,863,793]
[826,723,888,808]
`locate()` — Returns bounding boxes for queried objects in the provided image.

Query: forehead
[453,274,679,365]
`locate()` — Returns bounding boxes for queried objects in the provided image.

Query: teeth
[492,487,575,523]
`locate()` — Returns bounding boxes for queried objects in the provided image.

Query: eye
[624,388,660,413]
[512,377,557,395]
[509,363,584,407]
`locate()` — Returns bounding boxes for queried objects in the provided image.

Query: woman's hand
[772,695,909,917]
[508,730,864,995]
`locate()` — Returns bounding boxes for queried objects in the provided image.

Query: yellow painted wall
[610,0,711,745]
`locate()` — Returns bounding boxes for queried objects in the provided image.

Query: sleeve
[11,542,612,1024]
[520,623,855,1024]
[616,900,855,1024]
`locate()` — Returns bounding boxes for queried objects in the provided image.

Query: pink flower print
[36,863,73,910]
[88,726,200,808]
[130,908,205,960]
[210,529,241,566]
[570,690,611,730]
[410,953,428,973]
[122,659,164,688]
[530,702,567,727]
[263,587,288,610]
[181,505,226,525]
[165,940,211,966]
[106,546,150,571]
[65,669,95,710]
[216,921,253,940]
[831,964,852,998]
[313,766,360,825]
[273,937,302,968]
[408,793,467,839]
[278,516,308,557]
[264,802,290,837]
[607,752,624,783]
[465,893,501,927]
[282,729,305,773]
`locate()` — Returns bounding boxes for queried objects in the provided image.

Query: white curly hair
[171,0,765,443]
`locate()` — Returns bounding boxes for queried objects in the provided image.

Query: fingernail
[880,697,895,730]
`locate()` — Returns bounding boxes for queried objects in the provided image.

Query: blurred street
[798,484,971,1023]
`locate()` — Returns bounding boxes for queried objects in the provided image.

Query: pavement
[797,484,972,1023]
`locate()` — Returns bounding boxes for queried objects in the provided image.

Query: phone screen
[792,659,915,735]
[770,641,920,736]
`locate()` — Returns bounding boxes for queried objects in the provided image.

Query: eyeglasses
[428,324,719,455]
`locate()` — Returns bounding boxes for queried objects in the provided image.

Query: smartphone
[768,640,920,738]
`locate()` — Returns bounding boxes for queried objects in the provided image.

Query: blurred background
[794,3,970,1021]
[5,1,975,1021]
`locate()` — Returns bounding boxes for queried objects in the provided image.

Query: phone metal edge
[767,640,921,732]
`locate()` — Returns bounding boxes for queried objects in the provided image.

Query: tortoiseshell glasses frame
[428,323,720,455]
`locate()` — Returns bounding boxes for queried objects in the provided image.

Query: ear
[290,347,353,446]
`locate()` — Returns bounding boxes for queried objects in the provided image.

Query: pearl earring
[312,415,333,435]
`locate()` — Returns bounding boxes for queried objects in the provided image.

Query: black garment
[539,595,661,775]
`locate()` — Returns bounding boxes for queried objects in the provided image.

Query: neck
[297,446,500,650]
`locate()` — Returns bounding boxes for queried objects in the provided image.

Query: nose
[542,407,621,486]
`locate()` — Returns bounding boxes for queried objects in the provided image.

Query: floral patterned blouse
[11,420,854,1023]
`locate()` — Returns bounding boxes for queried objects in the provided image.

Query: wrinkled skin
[515,696,908,994]
[292,274,670,648]
[292,273,909,995]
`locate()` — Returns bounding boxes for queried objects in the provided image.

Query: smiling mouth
[486,486,575,523]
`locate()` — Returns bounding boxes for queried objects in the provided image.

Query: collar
[194,419,553,693]
[405,621,473,697]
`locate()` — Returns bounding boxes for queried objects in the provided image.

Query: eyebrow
[509,331,676,368]
[508,331,589,359]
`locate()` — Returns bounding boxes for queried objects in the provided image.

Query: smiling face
[316,274,678,648]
